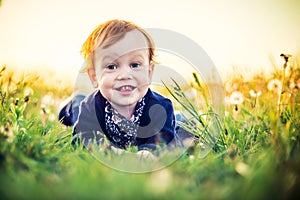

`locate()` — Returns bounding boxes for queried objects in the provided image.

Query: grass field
[0,55,300,199]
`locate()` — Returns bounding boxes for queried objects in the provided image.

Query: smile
[115,85,136,92]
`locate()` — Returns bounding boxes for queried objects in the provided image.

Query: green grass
[0,56,300,200]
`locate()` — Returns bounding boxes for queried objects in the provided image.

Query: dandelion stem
[277,54,290,117]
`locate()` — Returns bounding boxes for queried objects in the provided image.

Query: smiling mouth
[115,85,136,92]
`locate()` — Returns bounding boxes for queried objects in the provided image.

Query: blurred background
[0,0,299,84]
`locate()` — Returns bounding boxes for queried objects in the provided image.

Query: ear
[148,62,155,82]
[87,68,98,88]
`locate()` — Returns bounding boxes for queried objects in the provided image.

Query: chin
[120,99,139,106]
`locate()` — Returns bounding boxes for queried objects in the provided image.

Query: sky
[0,0,299,84]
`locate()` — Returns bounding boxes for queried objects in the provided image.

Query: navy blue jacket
[73,89,176,150]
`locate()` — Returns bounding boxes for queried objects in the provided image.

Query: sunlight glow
[0,0,299,83]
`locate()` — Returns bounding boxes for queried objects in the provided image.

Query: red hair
[81,19,155,64]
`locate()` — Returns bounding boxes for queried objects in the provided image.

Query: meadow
[0,54,299,199]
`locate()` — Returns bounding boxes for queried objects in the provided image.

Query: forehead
[94,29,149,60]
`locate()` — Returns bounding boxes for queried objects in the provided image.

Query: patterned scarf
[104,98,145,149]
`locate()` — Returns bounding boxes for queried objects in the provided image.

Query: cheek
[137,73,151,85]
[98,75,113,93]
[99,79,112,89]
[99,81,113,100]
[97,71,113,83]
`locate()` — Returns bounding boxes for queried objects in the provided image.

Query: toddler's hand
[136,150,157,161]
[111,146,125,155]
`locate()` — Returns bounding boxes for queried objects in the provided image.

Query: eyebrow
[126,50,148,59]
[104,51,147,61]
[101,54,119,64]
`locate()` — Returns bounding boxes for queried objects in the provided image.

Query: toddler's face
[93,30,154,111]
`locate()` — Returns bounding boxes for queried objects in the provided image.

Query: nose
[116,65,132,80]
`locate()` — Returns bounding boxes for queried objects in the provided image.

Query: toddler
[70,19,178,151]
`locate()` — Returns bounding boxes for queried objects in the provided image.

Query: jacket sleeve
[157,99,176,144]
[137,98,176,150]
[72,93,104,146]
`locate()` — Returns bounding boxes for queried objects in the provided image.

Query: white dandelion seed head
[249,90,256,97]
[257,90,262,96]
[41,93,55,106]
[232,83,238,90]
[249,90,262,97]
[230,91,244,105]
[267,79,282,94]
[225,82,233,93]
[24,87,34,96]
[189,155,195,162]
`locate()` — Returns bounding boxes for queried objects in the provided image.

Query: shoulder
[139,89,176,145]
[146,89,173,107]
[141,89,175,125]
[73,90,103,132]
[81,90,98,105]
[79,90,105,110]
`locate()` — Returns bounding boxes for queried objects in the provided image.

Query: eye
[130,63,141,69]
[106,64,117,70]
